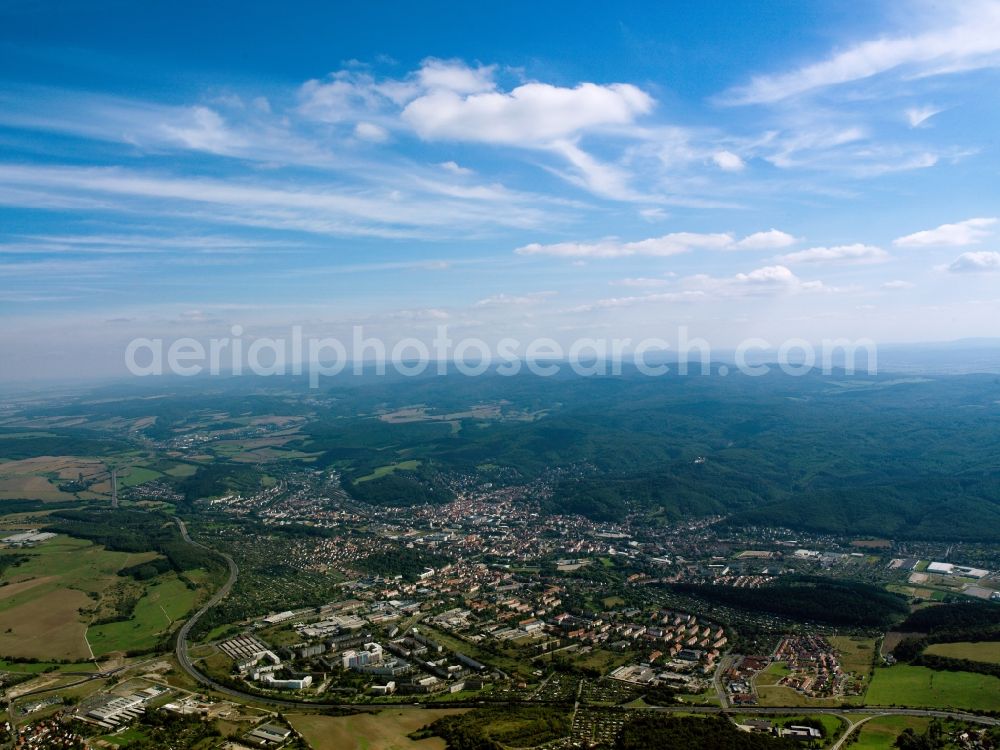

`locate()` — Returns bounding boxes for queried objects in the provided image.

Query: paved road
[712,653,735,709]
[830,714,879,750]
[172,518,251,703]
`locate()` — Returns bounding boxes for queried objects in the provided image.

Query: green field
[88,575,198,654]
[118,466,162,487]
[849,715,931,749]
[865,665,1000,711]
[924,641,1000,665]
[289,709,465,750]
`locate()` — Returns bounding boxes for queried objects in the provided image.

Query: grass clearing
[356,460,422,483]
[865,665,1000,711]
[163,463,198,478]
[88,576,198,655]
[288,708,466,750]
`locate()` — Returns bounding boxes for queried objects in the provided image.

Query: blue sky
[2,0,1000,378]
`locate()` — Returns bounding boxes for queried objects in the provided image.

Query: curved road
[173,518,376,710]
[170,520,1000,723]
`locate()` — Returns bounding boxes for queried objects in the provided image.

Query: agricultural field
[0,535,158,660]
[924,641,1000,665]
[865,665,1000,711]
[0,456,106,501]
[287,708,466,750]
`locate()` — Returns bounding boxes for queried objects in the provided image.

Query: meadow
[923,641,1000,665]
[865,665,1000,711]
[849,715,931,750]
[87,575,198,655]
[829,636,877,676]
[287,709,466,750]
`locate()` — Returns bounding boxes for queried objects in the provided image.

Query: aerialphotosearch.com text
[124,325,878,387]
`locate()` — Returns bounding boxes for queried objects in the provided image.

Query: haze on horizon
[2,0,1000,380]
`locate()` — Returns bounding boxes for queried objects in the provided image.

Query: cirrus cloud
[720,3,1000,104]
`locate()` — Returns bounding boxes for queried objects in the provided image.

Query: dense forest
[354,546,452,581]
[615,716,801,750]
[669,576,910,628]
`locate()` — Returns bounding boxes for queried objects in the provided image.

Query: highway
[172,518,255,704]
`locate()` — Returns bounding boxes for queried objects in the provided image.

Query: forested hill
[8,367,1000,541]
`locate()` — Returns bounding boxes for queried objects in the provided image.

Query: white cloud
[569,290,705,312]
[297,71,388,122]
[737,265,798,284]
[516,228,796,258]
[732,229,797,250]
[515,231,732,259]
[778,243,890,265]
[947,251,1000,273]
[639,207,668,222]
[683,264,830,297]
[882,280,915,289]
[721,3,1000,104]
[159,106,244,153]
[906,105,943,127]
[296,60,656,200]
[402,80,653,145]
[416,59,496,94]
[609,277,671,288]
[439,160,473,175]
[545,140,644,201]
[712,150,745,171]
[353,121,389,142]
[474,291,556,307]
[894,217,997,247]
